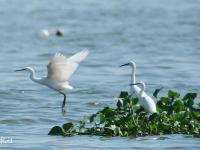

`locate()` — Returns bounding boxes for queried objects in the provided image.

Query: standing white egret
[15,49,89,113]
[120,61,141,95]
[131,81,157,113]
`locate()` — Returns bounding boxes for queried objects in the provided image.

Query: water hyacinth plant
[49,90,200,137]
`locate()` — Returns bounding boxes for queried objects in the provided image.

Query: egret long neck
[130,63,136,93]
[131,65,135,84]
[29,69,40,83]
[139,82,145,95]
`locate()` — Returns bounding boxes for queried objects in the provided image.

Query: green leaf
[78,121,86,130]
[173,100,185,112]
[172,111,185,121]
[131,97,139,105]
[99,112,106,124]
[158,123,171,133]
[185,99,194,108]
[191,109,200,120]
[153,87,163,98]
[157,98,173,113]
[183,93,197,101]
[119,91,129,98]
[183,93,197,109]
[158,97,171,105]
[62,122,74,132]
[102,107,116,119]
[117,99,123,108]
[150,124,158,134]
[168,90,180,99]
[48,126,65,136]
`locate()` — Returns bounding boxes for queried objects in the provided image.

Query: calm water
[0,0,200,149]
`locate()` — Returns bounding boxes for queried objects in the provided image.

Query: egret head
[120,61,136,68]
[15,67,34,73]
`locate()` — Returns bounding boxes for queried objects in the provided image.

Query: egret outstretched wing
[47,49,89,81]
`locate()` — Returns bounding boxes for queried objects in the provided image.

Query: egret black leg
[62,93,66,110]
[57,90,67,114]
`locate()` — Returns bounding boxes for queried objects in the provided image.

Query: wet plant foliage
[49,90,200,137]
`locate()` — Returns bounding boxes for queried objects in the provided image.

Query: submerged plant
[49,90,200,137]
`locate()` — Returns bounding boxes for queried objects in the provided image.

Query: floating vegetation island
[49,90,200,137]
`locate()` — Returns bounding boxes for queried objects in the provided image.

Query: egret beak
[130,83,141,86]
[120,63,129,67]
[15,68,26,72]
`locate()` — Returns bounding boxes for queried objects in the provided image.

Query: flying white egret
[15,49,89,113]
[131,81,157,113]
[120,61,141,95]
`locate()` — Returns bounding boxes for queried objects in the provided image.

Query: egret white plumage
[131,81,157,113]
[15,49,89,113]
[120,61,141,95]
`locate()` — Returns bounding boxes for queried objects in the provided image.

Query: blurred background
[0,0,200,149]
